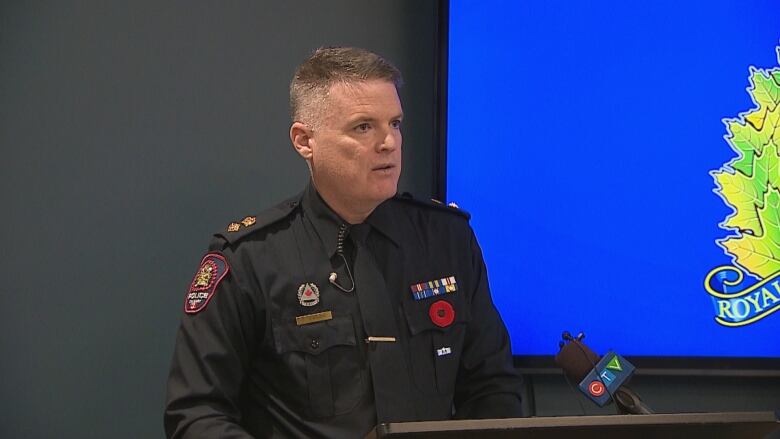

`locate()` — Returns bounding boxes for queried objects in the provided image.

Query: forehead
[324,80,402,118]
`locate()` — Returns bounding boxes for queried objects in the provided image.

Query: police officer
[165,47,523,439]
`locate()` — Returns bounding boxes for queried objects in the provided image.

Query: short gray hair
[290,47,403,127]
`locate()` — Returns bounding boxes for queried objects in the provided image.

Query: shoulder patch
[185,253,230,314]
[394,192,471,220]
[215,194,302,244]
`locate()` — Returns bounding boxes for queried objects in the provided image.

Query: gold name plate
[295,311,333,326]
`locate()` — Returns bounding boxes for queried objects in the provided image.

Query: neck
[320,192,376,224]
[312,181,378,225]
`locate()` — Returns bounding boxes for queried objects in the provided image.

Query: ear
[290,122,314,160]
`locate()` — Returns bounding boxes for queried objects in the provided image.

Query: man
[165,47,523,439]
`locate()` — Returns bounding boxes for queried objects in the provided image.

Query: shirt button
[310,338,319,349]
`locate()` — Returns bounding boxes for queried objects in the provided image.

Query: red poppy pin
[429,300,455,328]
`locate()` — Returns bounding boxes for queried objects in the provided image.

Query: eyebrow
[347,113,404,125]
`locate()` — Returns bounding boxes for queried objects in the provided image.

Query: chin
[368,183,398,204]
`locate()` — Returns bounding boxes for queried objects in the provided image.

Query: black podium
[367,411,780,438]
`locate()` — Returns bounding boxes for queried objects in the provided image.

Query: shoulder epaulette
[215,193,302,244]
[393,192,471,220]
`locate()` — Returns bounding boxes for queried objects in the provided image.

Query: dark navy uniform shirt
[165,183,523,438]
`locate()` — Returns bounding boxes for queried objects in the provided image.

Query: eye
[355,122,371,133]
[390,119,402,129]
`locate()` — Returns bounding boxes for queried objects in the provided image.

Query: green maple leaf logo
[712,45,780,278]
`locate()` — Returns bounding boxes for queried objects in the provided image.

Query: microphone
[329,270,354,293]
[555,331,653,415]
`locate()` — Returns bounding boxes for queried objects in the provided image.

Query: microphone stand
[614,386,654,415]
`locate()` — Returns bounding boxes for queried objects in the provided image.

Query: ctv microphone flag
[578,351,636,407]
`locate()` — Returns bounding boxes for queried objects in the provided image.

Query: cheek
[313,139,364,178]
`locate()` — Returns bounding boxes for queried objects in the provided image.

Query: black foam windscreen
[555,339,600,382]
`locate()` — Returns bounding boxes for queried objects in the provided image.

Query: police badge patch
[185,253,230,314]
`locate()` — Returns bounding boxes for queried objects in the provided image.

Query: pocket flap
[272,314,356,356]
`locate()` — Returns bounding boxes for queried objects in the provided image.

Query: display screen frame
[435,0,780,374]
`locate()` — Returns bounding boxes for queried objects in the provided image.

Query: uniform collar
[302,181,345,258]
[302,181,402,255]
[365,198,402,249]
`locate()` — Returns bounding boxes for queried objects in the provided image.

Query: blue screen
[447,1,780,358]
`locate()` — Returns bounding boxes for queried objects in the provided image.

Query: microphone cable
[329,223,355,293]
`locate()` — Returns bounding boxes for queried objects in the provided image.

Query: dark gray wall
[0,2,436,438]
[2,2,778,439]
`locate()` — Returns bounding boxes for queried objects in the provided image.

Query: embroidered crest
[241,216,257,227]
[185,253,229,314]
[410,276,458,301]
[227,222,241,232]
[429,300,455,328]
[297,283,320,307]
[193,259,217,289]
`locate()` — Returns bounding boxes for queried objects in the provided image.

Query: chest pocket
[272,314,365,418]
[403,296,471,396]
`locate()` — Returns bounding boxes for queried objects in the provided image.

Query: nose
[377,127,400,153]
